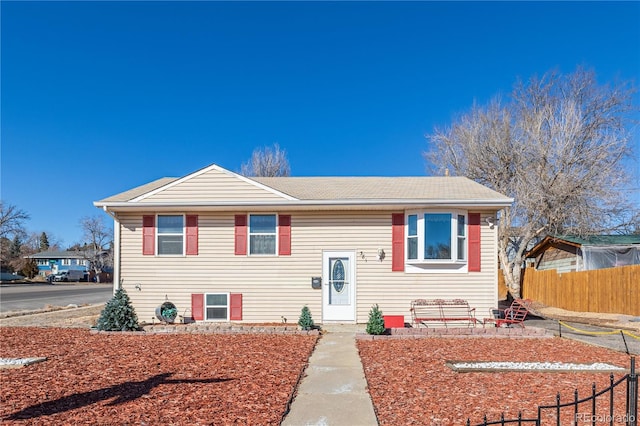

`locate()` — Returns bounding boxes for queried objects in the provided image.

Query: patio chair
[483,298,532,328]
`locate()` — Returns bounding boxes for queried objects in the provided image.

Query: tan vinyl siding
[139,167,287,203]
[117,211,499,324]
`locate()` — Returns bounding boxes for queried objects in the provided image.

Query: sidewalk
[281,325,378,426]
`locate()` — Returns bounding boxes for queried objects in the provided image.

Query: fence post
[629,356,637,426]
[621,331,630,355]
[574,388,579,425]
[610,374,615,426]
[591,383,597,426]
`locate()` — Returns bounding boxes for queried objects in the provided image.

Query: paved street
[0,283,113,314]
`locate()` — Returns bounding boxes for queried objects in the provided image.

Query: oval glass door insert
[332,259,345,292]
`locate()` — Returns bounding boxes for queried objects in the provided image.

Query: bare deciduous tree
[4,232,41,275]
[425,67,637,298]
[79,215,113,282]
[0,201,29,239]
[240,143,291,177]
[0,202,30,272]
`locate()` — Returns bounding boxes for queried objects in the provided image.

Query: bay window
[406,211,467,263]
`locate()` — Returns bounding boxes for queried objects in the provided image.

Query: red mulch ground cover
[358,337,633,425]
[3,328,634,426]
[0,327,317,425]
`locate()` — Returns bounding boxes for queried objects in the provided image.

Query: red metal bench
[410,299,480,328]
[483,298,532,328]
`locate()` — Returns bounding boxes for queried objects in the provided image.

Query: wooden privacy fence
[517,264,640,317]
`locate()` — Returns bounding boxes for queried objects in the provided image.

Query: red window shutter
[186,215,198,255]
[391,213,405,272]
[142,215,155,255]
[191,293,204,321]
[234,215,247,255]
[468,213,481,272]
[278,215,291,256]
[230,293,243,320]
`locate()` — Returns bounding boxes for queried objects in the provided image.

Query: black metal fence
[467,357,638,426]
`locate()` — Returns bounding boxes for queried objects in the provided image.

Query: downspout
[102,207,120,295]
[576,247,583,272]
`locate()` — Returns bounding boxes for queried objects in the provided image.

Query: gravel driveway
[0,304,103,328]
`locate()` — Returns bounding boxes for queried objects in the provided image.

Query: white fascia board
[129,163,298,202]
[95,197,514,211]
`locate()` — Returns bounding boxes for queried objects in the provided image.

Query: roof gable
[96,164,295,205]
[527,234,640,258]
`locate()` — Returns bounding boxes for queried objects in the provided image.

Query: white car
[52,270,86,282]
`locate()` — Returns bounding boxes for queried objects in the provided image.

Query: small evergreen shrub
[298,305,315,330]
[96,288,140,331]
[366,304,386,335]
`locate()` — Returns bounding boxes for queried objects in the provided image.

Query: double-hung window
[407,214,418,260]
[456,214,466,261]
[205,293,229,321]
[249,214,276,255]
[157,215,184,255]
[406,211,467,263]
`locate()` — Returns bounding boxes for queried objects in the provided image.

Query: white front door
[322,251,356,322]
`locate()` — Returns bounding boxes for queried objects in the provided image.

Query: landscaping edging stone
[90,324,320,335]
[356,326,553,340]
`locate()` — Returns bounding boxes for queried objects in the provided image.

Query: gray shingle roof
[98,178,178,202]
[253,176,509,201]
[95,164,512,207]
[28,250,87,259]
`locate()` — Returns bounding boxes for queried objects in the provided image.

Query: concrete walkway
[282,326,378,426]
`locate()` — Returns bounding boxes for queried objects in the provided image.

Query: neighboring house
[526,235,640,273]
[29,250,90,278]
[94,164,513,324]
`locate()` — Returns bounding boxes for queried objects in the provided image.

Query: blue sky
[2,1,639,247]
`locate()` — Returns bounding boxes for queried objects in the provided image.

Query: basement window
[205,293,229,321]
